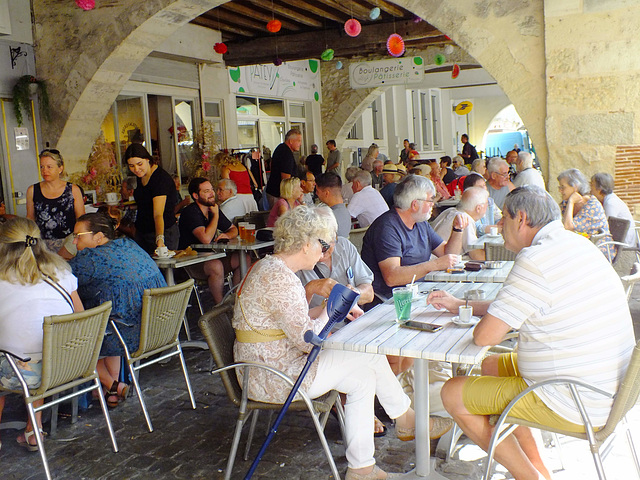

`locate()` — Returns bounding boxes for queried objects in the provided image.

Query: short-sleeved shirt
[133,167,177,235]
[487,220,634,426]
[604,193,637,247]
[379,182,398,207]
[305,154,325,178]
[513,168,545,190]
[220,195,249,222]
[347,186,389,227]
[330,203,351,238]
[431,208,477,254]
[326,149,341,171]
[442,167,457,184]
[266,142,296,197]
[297,236,374,308]
[361,209,444,297]
[178,202,232,249]
[487,184,511,210]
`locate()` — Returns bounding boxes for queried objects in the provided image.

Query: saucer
[451,315,480,327]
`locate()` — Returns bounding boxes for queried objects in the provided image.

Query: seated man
[299,170,316,206]
[347,169,389,227]
[379,163,401,207]
[315,172,351,238]
[486,157,515,210]
[430,186,635,480]
[217,179,251,222]
[431,187,489,260]
[179,178,241,304]
[361,174,467,300]
[464,174,502,236]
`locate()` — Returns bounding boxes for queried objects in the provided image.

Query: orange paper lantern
[387,34,405,57]
[267,19,282,33]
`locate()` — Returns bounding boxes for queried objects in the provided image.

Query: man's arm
[432,214,468,257]
[473,313,512,346]
[192,205,220,244]
[378,255,457,288]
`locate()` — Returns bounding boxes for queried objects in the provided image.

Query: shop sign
[349,57,424,89]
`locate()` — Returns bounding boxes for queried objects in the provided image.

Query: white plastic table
[422,261,513,283]
[192,239,275,277]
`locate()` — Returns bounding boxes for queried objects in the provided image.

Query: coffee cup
[106,192,119,204]
[458,305,473,324]
[490,226,499,236]
[155,246,169,258]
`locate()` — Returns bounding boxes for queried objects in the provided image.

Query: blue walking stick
[244,283,360,479]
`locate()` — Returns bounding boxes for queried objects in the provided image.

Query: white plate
[484,234,502,239]
[451,315,480,327]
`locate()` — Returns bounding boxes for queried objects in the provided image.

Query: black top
[133,166,177,235]
[462,143,479,161]
[442,167,457,185]
[33,182,76,240]
[178,202,232,249]
[266,142,296,197]
[305,154,325,179]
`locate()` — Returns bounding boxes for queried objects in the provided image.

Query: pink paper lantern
[344,19,362,37]
[75,0,95,10]
[387,34,405,57]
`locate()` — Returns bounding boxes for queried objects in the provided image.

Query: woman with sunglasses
[233,205,420,480]
[69,213,166,407]
[26,149,85,252]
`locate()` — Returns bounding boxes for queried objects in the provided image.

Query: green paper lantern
[434,54,446,66]
[321,49,335,61]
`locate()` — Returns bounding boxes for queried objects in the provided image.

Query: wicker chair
[484,242,516,261]
[348,226,368,254]
[198,298,344,480]
[0,301,117,480]
[111,279,195,433]
[483,340,640,480]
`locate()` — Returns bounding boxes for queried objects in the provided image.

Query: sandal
[117,382,130,400]
[17,428,43,452]
[106,381,120,408]
[374,415,387,437]
[346,465,402,480]
[396,415,454,441]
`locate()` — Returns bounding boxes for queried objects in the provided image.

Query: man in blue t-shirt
[361,175,468,299]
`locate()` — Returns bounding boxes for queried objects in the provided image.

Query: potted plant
[12,75,50,127]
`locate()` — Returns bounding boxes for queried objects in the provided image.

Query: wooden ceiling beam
[223,20,444,66]
[319,0,374,20]
[203,9,268,31]
[191,15,257,38]
[246,0,323,27]
[272,0,345,23]
[362,0,406,18]
[220,2,301,30]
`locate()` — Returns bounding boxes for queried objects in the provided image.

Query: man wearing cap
[379,163,401,207]
[347,169,389,227]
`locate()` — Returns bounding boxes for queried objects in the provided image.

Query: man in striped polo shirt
[429,186,635,480]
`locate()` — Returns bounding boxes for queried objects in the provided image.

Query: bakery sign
[349,57,424,89]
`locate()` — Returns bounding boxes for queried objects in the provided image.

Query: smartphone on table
[401,321,443,333]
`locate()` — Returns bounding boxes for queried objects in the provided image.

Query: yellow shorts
[462,353,586,433]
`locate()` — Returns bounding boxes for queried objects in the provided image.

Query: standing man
[460,134,479,162]
[315,172,351,238]
[179,178,241,304]
[266,128,302,207]
[399,139,411,164]
[347,170,389,227]
[431,186,634,480]
[486,157,515,210]
[505,150,519,180]
[304,144,324,179]
[325,139,341,174]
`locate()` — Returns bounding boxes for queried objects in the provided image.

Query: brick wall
[615,146,640,216]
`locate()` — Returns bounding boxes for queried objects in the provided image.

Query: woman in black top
[124,144,178,254]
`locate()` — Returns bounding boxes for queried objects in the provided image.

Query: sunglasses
[73,231,93,239]
[318,238,331,254]
[40,149,60,156]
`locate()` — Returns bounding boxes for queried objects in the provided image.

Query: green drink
[392,287,413,323]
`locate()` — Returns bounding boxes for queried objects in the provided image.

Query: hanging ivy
[12,75,50,127]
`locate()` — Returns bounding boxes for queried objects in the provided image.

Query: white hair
[518,151,533,169]
[487,157,508,174]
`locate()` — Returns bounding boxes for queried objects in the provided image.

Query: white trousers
[307,349,412,469]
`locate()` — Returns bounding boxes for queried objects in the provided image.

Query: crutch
[244,283,360,480]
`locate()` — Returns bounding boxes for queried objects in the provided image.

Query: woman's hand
[346,304,364,321]
[427,290,462,313]
[304,278,339,301]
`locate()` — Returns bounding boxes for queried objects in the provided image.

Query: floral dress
[561,195,615,258]
[69,237,166,356]
[33,182,77,251]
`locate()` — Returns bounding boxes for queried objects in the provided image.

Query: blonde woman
[266,176,303,227]
[0,217,83,451]
[361,144,379,172]
[26,149,85,252]
[220,153,259,213]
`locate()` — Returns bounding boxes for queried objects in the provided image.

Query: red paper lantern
[214,43,228,54]
[344,19,361,37]
[75,0,95,10]
[452,64,460,79]
[267,19,282,33]
[387,34,405,57]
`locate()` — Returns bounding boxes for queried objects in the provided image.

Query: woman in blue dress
[69,213,166,407]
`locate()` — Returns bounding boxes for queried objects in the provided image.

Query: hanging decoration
[75,0,95,10]
[336,61,343,70]
[266,19,282,33]
[214,43,228,54]
[413,15,423,23]
[434,53,446,66]
[452,64,460,79]
[369,7,381,20]
[321,48,335,61]
[273,57,283,66]
[444,45,454,55]
[344,18,362,37]
[386,34,405,57]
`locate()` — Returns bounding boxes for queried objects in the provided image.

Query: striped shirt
[488,220,635,426]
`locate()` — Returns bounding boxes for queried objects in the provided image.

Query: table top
[421,260,513,283]
[154,251,225,269]
[436,198,459,208]
[324,282,495,364]
[192,239,275,252]
[468,234,505,249]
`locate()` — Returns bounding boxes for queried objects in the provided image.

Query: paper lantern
[452,64,460,79]
[434,54,446,66]
[386,34,405,57]
[214,43,228,54]
[75,0,95,10]
[444,45,454,55]
[336,61,343,70]
[266,19,282,33]
[273,57,283,66]
[321,49,335,61]
[344,19,361,37]
[413,15,423,23]
[369,7,381,20]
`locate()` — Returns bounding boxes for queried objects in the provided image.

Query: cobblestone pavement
[2,287,640,480]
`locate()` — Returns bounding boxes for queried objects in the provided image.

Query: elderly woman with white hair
[558,168,613,258]
[233,205,421,480]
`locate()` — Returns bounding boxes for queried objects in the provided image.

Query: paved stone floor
[2,284,640,480]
